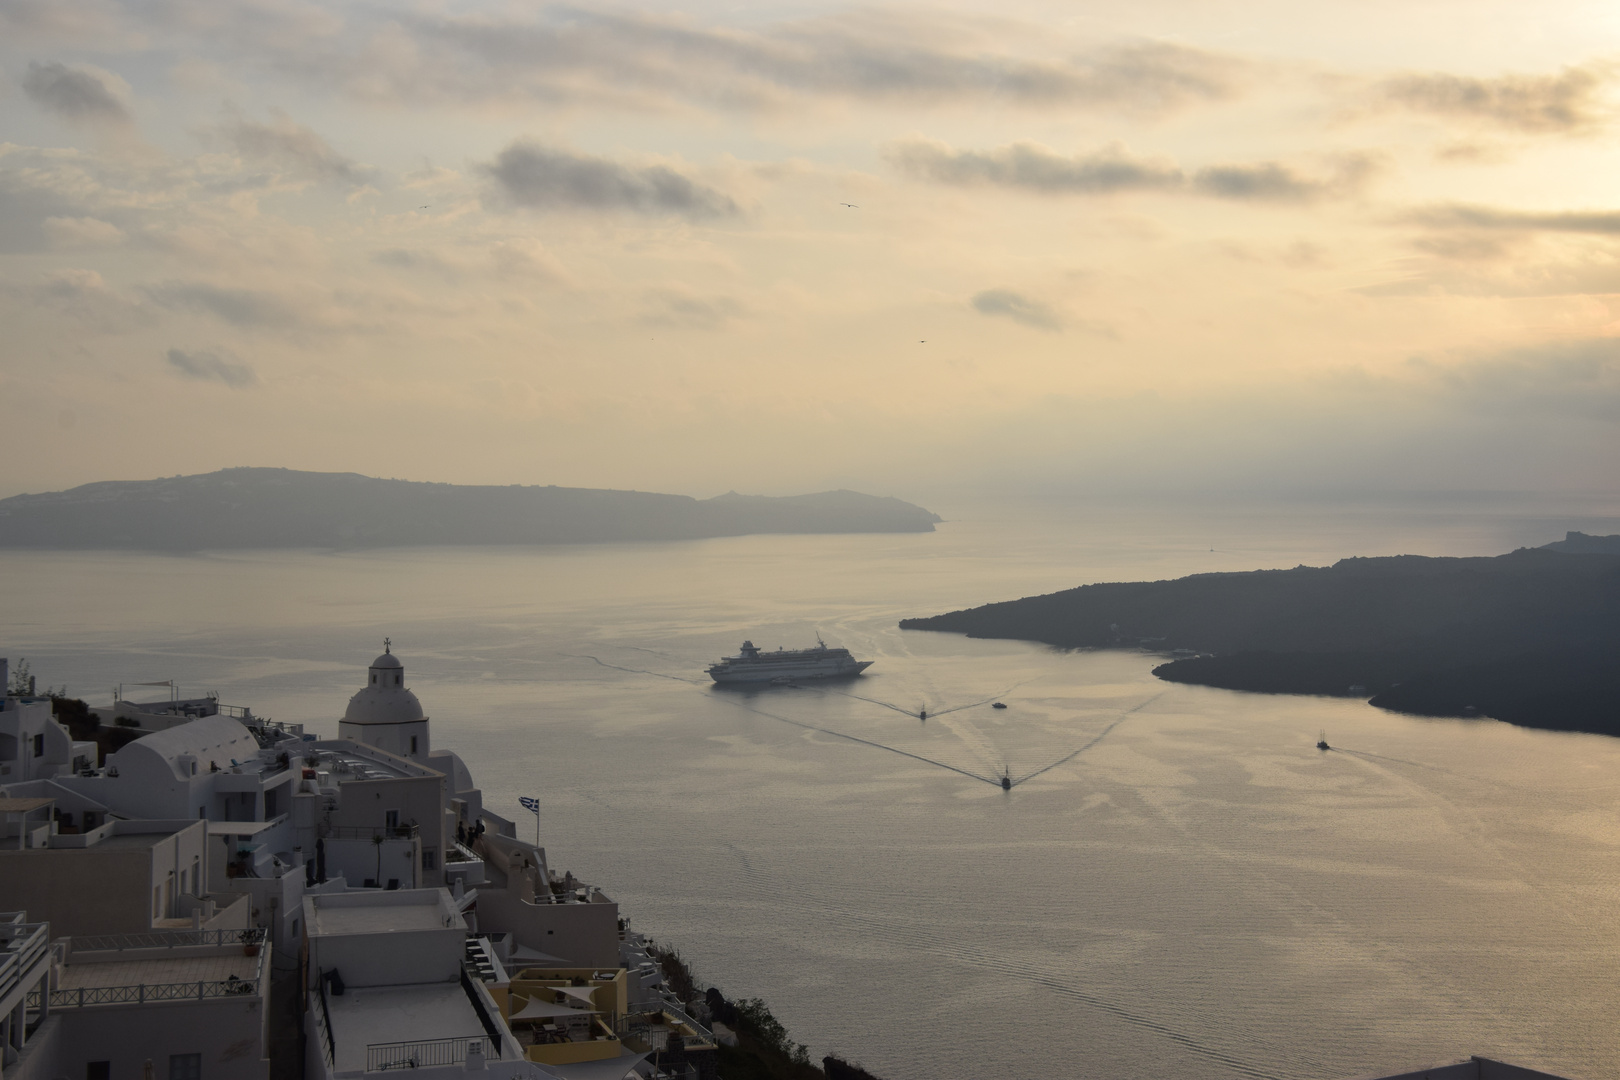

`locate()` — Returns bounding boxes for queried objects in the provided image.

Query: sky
[3,0,1620,503]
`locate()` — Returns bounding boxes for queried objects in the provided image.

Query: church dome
[343,639,425,726]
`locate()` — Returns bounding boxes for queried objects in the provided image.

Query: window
[385,809,400,831]
[409,736,418,754]
[193,857,202,896]
[33,733,44,756]
[395,673,401,685]
[422,848,436,870]
[169,1053,201,1080]
[87,1063,110,1080]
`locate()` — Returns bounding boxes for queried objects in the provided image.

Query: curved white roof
[110,715,258,780]
[344,643,425,726]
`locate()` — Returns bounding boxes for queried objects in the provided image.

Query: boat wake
[1009,694,1162,786]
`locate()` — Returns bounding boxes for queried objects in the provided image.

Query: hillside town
[0,645,728,1080]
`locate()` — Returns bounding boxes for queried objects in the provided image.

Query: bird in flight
[840,203,858,208]
[420,204,431,209]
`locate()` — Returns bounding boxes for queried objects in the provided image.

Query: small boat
[1000,774,1012,790]
[991,702,1007,709]
[1316,732,1330,751]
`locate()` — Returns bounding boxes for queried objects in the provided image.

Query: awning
[510,997,596,1021]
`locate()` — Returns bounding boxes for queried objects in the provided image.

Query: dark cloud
[484,141,738,219]
[1192,162,1322,201]
[1376,66,1609,134]
[971,289,1062,331]
[891,139,1370,203]
[212,112,362,183]
[1402,204,1620,234]
[165,347,258,388]
[887,139,1182,193]
[21,61,131,124]
[144,281,299,326]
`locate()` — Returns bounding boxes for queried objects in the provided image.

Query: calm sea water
[4,498,1619,1080]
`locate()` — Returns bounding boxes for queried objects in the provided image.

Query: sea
[4,497,1619,1080]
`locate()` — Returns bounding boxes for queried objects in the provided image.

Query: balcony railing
[29,975,260,1008]
[366,1037,498,1072]
[320,824,418,841]
[0,922,49,1003]
[314,981,336,1067]
[69,928,265,952]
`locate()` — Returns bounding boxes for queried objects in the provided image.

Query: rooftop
[308,888,466,937]
[324,981,487,1073]
[58,951,259,990]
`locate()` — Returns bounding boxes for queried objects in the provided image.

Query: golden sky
[3,0,1619,501]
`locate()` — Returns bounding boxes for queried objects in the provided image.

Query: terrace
[27,927,268,1009]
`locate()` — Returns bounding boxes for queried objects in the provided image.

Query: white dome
[343,640,425,726]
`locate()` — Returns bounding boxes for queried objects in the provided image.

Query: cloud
[971,289,1062,331]
[890,138,1373,202]
[210,111,363,183]
[144,281,300,326]
[887,138,1182,193]
[483,141,739,219]
[165,347,258,387]
[21,61,133,124]
[23,268,150,332]
[1376,65,1611,134]
[639,289,744,329]
[1409,338,1620,421]
[42,215,126,248]
[286,8,1247,115]
[1196,153,1381,201]
[1401,204,1620,234]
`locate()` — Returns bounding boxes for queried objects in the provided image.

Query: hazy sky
[4,0,1619,501]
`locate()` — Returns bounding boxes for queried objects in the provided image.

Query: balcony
[366,1036,498,1072]
[25,927,268,1010]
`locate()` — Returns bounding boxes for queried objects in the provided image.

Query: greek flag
[519,796,540,815]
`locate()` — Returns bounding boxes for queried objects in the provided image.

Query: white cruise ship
[707,638,874,683]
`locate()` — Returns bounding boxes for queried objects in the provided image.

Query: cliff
[0,469,941,550]
[900,548,1620,736]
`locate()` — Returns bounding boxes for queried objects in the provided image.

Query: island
[899,546,1620,737]
[0,467,942,549]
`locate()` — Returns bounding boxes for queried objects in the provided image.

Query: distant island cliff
[899,545,1620,737]
[0,468,942,549]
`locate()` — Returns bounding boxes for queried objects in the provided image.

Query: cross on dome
[384,637,391,654]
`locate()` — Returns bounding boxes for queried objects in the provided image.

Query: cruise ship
[707,638,874,683]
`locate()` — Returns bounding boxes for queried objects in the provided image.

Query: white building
[5,919,272,1080]
[340,642,432,766]
[303,888,538,1080]
[0,659,92,784]
[0,814,250,937]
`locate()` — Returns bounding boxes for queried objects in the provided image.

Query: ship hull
[709,659,873,683]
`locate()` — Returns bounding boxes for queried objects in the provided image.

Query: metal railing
[70,927,265,952]
[314,980,336,1067]
[444,842,481,864]
[28,975,259,1008]
[0,922,49,1003]
[365,1037,497,1072]
[320,824,418,841]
